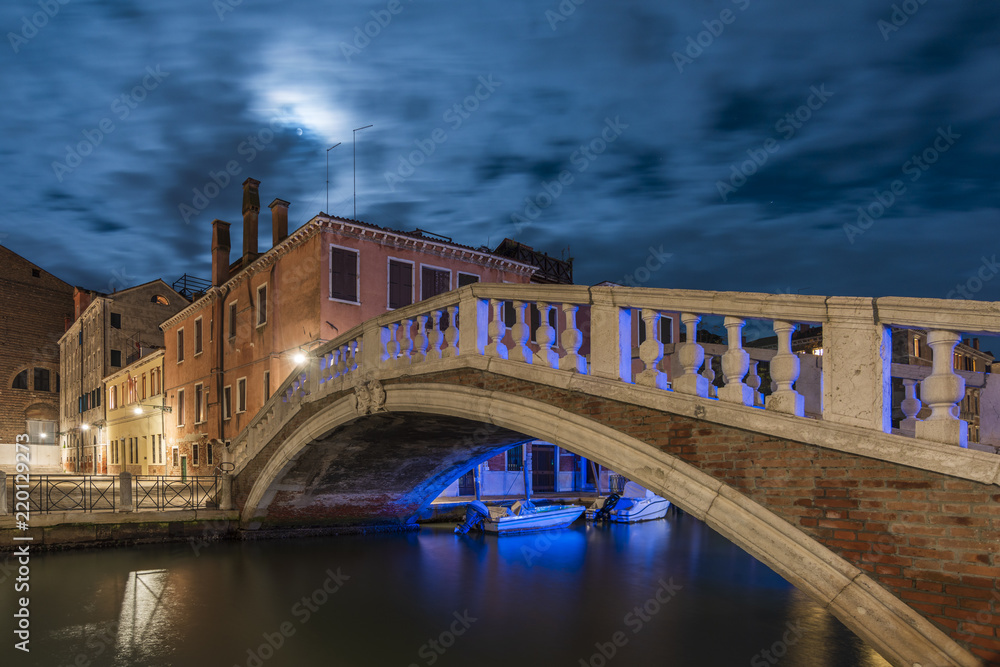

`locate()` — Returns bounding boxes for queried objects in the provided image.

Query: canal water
[3,513,890,666]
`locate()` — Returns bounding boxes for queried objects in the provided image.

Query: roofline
[58,279,190,345]
[102,348,165,384]
[160,215,538,331]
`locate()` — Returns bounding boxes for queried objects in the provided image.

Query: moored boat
[455,499,586,536]
[586,482,670,523]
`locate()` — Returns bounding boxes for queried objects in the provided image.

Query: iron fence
[133,476,220,511]
[12,475,220,513]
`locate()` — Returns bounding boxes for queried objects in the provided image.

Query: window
[177,328,185,363]
[421,266,451,300]
[110,386,118,410]
[236,377,247,413]
[638,315,673,345]
[256,284,268,326]
[913,336,920,358]
[458,272,479,287]
[228,301,237,339]
[12,370,28,389]
[263,371,270,402]
[152,295,170,305]
[27,420,56,445]
[33,368,51,392]
[330,246,359,302]
[207,442,214,466]
[172,447,179,467]
[110,312,122,329]
[176,389,185,426]
[141,374,147,400]
[388,260,414,309]
[223,385,232,420]
[192,444,200,466]
[111,350,122,367]
[194,317,203,355]
[506,446,523,471]
[194,383,205,424]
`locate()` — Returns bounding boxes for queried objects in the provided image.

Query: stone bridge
[226,283,1000,667]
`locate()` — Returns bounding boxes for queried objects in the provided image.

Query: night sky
[1,0,998,302]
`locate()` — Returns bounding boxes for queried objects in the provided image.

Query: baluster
[412,314,429,363]
[349,340,360,372]
[334,344,346,376]
[442,305,460,358]
[485,299,508,359]
[384,323,399,365]
[533,302,559,369]
[509,301,532,364]
[767,321,804,416]
[674,313,709,397]
[899,378,921,437]
[702,354,717,398]
[426,310,444,361]
[915,330,967,446]
[746,360,763,407]
[637,309,668,389]
[559,303,586,374]
[398,319,414,367]
[718,316,753,406]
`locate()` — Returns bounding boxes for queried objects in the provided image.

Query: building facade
[160,178,539,475]
[0,246,74,471]
[104,350,169,476]
[59,281,186,472]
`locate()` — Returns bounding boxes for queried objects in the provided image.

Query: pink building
[160,178,539,476]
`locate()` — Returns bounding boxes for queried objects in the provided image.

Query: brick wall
[0,247,74,445]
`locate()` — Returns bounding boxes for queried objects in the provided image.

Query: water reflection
[3,515,891,666]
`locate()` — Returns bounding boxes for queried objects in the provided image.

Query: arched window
[12,370,28,389]
[152,295,170,305]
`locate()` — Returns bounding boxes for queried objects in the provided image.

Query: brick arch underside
[236,372,992,667]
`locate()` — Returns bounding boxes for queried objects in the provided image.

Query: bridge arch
[239,380,976,667]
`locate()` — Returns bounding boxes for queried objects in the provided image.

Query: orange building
[160,178,538,475]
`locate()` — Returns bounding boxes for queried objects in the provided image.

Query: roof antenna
[353,124,373,219]
[326,143,341,215]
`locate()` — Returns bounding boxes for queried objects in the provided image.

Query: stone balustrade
[229,284,1000,471]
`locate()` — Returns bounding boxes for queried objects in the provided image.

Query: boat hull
[482,505,586,535]
[608,498,670,523]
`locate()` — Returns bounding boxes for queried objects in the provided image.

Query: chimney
[269,198,290,247]
[242,177,261,263]
[212,219,232,286]
[73,287,93,320]
[974,338,980,350]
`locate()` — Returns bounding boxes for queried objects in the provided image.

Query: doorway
[532,445,555,492]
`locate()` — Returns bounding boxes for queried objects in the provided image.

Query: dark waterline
[3,514,890,666]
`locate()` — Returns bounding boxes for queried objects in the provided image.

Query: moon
[296,128,303,136]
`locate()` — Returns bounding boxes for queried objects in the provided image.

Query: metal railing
[12,474,220,514]
[25,475,117,513]
[133,475,219,511]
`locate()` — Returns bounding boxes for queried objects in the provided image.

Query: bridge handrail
[228,284,1000,473]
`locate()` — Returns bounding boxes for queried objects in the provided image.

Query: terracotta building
[59,281,187,472]
[0,246,75,471]
[159,178,540,475]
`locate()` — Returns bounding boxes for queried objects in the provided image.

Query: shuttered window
[330,247,359,302]
[388,260,413,309]
[421,267,450,300]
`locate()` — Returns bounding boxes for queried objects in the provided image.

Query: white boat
[455,499,586,536]
[586,482,670,523]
